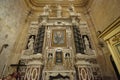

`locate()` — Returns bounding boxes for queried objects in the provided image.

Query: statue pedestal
[20,50,43,80]
[75,54,103,80]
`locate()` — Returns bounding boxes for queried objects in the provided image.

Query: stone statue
[68,4,76,15]
[43,5,51,15]
[47,53,53,69]
[84,36,91,54]
[28,36,34,50]
[48,53,53,60]
[84,36,89,47]
[57,5,62,18]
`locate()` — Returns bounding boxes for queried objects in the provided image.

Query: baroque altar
[18,4,103,80]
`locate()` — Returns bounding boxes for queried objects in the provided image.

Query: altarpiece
[17,4,103,80]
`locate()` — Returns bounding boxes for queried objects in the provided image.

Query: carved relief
[111,32,120,44]
[18,5,103,80]
[24,66,41,80]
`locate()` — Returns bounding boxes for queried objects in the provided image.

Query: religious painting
[52,29,66,47]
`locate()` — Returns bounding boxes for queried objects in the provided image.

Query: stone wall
[85,0,120,79]
[88,0,120,32]
[0,0,27,77]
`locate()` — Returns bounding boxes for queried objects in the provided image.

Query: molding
[98,16,120,39]
[24,0,89,11]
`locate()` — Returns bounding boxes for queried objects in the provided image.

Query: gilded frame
[114,42,120,59]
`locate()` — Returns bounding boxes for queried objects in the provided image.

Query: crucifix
[10,60,26,72]
[10,60,26,79]
[0,44,8,54]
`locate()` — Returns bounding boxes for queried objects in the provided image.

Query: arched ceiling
[24,0,89,11]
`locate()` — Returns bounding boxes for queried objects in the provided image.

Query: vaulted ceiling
[24,0,89,11]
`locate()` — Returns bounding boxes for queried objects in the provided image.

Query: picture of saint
[54,31,64,44]
[52,29,66,47]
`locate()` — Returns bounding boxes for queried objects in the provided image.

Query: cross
[10,60,26,72]
[10,60,26,79]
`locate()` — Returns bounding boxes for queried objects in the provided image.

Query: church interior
[0,0,120,80]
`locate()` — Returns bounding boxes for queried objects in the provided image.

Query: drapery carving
[48,72,70,80]
[49,72,69,77]
[49,73,70,80]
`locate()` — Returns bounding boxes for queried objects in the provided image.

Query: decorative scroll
[78,66,102,80]
[24,66,42,80]
[112,32,120,43]
[50,74,70,80]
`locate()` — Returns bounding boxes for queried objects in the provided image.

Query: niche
[65,53,70,59]
[48,53,53,60]
[26,35,35,49]
[55,49,63,64]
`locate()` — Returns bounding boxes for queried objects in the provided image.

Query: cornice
[98,16,120,39]
[24,0,89,11]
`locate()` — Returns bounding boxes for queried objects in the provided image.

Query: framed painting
[51,29,66,47]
